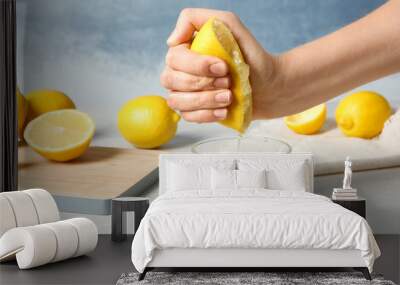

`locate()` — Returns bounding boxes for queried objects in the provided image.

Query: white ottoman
[0,189,98,269]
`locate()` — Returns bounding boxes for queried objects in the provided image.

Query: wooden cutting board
[18,145,161,199]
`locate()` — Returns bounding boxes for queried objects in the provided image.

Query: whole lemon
[335,91,391,138]
[17,87,28,138]
[118,95,180,149]
[26,89,76,122]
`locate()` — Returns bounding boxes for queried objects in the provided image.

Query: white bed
[131,153,380,281]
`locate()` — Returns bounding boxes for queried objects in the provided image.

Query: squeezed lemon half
[284,104,327,135]
[190,17,252,133]
[24,109,95,161]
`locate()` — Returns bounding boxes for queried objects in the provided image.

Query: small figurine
[332,156,357,200]
[342,156,352,189]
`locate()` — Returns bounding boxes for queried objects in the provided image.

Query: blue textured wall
[17,0,385,86]
[18,0,384,62]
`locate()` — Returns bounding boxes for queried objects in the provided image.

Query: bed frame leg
[138,268,148,281]
[354,267,371,280]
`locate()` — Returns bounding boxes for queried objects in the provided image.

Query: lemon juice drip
[236,134,243,152]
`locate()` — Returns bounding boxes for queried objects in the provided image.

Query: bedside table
[111,197,150,242]
[332,197,366,218]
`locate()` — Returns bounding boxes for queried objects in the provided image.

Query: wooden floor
[0,235,398,285]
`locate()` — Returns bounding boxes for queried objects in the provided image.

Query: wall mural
[15,0,399,218]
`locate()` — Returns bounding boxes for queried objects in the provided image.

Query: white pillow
[167,163,209,191]
[236,169,267,189]
[211,168,236,190]
[238,159,307,191]
[167,160,235,191]
[211,169,267,190]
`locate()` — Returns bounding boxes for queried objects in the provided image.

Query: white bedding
[131,190,380,273]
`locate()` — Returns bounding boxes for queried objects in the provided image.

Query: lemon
[191,17,252,133]
[24,109,95,162]
[284,104,327,135]
[26,89,76,121]
[118,95,180,149]
[335,91,391,138]
[17,87,28,138]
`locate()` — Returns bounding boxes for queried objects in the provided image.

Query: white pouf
[64,218,98,257]
[1,191,39,227]
[0,189,98,269]
[0,225,57,268]
[0,218,98,269]
[0,189,60,236]
[0,196,17,237]
[42,221,79,262]
[24,189,60,224]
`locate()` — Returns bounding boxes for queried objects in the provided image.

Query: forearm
[263,0,400,118]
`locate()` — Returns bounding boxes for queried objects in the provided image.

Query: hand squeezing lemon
[118,18,251,148]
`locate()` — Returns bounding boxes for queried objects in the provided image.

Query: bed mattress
[131,190,380,273]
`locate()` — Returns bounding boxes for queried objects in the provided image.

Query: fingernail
[213,77,230,88]
[166,98,174,107]
[167,29,177,45]
[209,62,228,76]
[215,91,231,103]
[214,109,227,119]
[167,35,174,45]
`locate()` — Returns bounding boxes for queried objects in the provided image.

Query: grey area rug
[117,272,396,285]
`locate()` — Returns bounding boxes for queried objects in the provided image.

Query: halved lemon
[284,104,327,135]
[191,17,252,133]
[24,109,95,162]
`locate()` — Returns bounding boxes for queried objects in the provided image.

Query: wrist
[268,49,315,117]
[252,52,292,119]
[270,53,287,95]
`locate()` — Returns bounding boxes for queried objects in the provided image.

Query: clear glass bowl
[191,135,291,154]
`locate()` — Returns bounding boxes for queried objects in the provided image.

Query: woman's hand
[162,2,400,123]
[161,8,278,123]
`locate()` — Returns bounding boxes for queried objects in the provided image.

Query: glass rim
[191,135,292,154]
